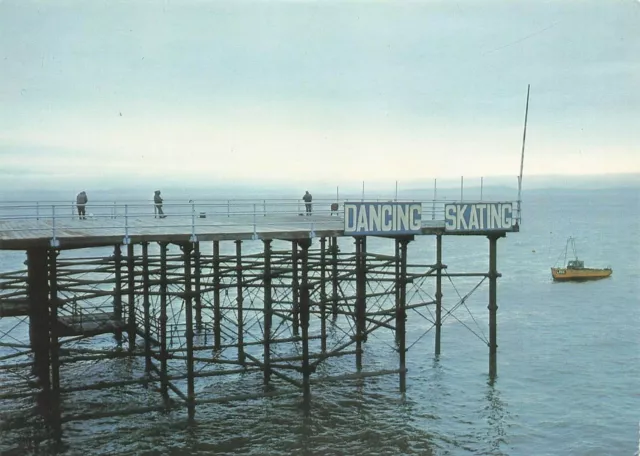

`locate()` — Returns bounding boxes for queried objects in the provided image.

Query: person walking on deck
[154,190,166,218]
[302,191,313,215]
[76,191,88,220]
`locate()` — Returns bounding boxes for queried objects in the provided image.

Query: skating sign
[444,202,515,232]
[344,202,422,235]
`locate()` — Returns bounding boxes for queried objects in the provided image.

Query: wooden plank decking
[0,214,447,250]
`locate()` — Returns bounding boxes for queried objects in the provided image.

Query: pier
[0,196,518,438]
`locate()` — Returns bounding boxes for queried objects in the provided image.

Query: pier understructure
[0,199,514,438]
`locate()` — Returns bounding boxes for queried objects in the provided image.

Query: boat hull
[551,267,612,281]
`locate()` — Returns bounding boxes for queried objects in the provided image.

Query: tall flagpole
[517,84,530,224]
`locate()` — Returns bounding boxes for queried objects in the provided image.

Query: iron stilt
[488,235,499,378]
[113,244,123,345]
[183,243,195,421]
[126,243,136,353]
[435,234,443,356]
[331,237,339,320]
[142,242,151,375]
[48,247,62,437]
[292,240,300,336]
[319,237,327,353]
[298,239,312,401]
[213,241,221,351]
[159,242,169,406]
[235,240,245,364]
[263,239,272,385]
[193,242,202,331]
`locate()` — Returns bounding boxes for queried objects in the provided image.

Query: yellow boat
[550,237,612,282]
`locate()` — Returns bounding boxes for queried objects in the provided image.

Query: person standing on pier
[154,190,166,218]
[76,191,88,220]
[302,190,313,215]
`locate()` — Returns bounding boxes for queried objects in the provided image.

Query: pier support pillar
[235,240,245,364]
[126,243,136,353]
[435,234,443,356]
[291,240,300,336]
[298,238,312,401]
[488,234,500,378]
[27,247,50,389]
[213,241,222,351]
[395,238,409,392]
[142,242,152,375]
[263,239,272,385]
[330,237,339,320]
[48,248,62,437]
[354,236,367,370]
[113,244,123,345]
[319,237,327,353]
[193,242,202,331]
[182,243,195,421]
[159,242,169,407]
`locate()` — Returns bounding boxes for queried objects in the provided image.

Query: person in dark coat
[154,190,166,218]
[76,191,88,219]
[302,191,312,215]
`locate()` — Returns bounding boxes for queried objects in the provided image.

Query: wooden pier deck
[0,213,447,250]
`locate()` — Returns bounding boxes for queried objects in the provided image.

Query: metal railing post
[50,205,59,247]
[252,203,258,240]
[432,178,437,221]
[36,202,40,221]
[227,200,230,218]
[123,204,130,245]
[263,199,266,216]
[190,201,197,243]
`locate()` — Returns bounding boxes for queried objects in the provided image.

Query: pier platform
[0,197,518,437]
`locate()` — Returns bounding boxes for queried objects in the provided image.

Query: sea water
[0,186,638,456]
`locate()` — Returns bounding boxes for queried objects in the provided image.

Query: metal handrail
[0,199,520,247]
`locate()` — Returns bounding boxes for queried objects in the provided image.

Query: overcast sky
[1,0,638,189]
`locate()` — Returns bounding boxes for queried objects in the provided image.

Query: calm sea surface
[0,187,638,455]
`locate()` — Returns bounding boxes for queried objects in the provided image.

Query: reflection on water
[485,376,508,456]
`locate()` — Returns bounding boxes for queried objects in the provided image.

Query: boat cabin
[567,260,584,269]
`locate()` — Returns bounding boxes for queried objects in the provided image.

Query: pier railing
[0,198,521,246]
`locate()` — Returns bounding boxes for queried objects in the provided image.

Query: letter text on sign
[444,203,516,232]
[344,202,423,235]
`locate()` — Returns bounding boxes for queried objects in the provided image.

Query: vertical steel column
[159,242,169,406]
[331,237,339,320]
[355,237,367,370]
[193,242,202,331]
[213,241,222,350]
[182,243,195,421]
[291,240,300,335]
[319,237,327,352]
[263,239,272,384]
[488,235,499,377]
[299,239,311,400]
[142,242,152,375]
[48,248,61,435]
[394,239,400,345]
[113,244,123,345]
[397,239,408,392]
[127,243,136,352]
[27,248,50,388]
[235,240,245,364]
[435,234,443,356]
